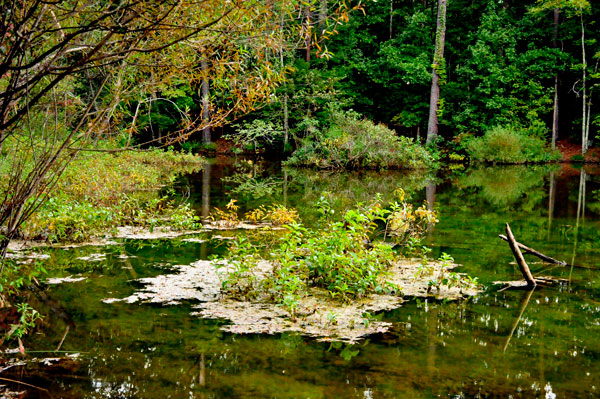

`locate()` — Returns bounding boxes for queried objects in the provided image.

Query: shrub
[465,125,560,164]
[217,191,438,313]
[180,140,203,154]
[199,142,218,152]
[571,154,584,162]
[285,111,433,170]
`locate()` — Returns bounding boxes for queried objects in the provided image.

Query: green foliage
[421,253,479,294]
[0,257,46,345]
[285,110,434,169]
[465,125,561,164]
[571,154,585,162]
[20,147,203,242]
[9,303,42,342]
[26,193,200,242]
[216,192,438,314]
[180,141,203,154]
[227,119,284,153]
[199,142,218,153]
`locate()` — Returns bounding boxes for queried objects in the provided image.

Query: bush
[218,191,438,313]
[465,125,560,164]
[571,154,584,162]
[199,142,218,153]
[285,111,433,170]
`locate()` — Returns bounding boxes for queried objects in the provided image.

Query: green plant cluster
[25,194,199,242]
[215,192,438,316]
[464,125,561,164]
[414,252,479,294]
[56,148,201,206]
[20,147,203,242]
[0,256,46,346]
[285,111,433,170]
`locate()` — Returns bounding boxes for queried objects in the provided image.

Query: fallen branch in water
[498,234,567,266]
[505,224,536,288]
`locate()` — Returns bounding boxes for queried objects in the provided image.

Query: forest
[0,0,599,397]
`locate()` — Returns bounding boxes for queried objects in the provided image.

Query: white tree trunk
[426,0,448,145]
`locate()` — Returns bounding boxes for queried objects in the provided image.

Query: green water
[12,159,600,398]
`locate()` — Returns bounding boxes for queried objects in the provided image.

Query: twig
[0,377,49,393]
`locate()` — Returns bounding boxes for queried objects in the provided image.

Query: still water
[14,158,600,398]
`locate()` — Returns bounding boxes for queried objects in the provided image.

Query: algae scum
[6,160,600,398]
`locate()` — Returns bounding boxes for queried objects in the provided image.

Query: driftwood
[505,224,536,288]
[498,234,567,266]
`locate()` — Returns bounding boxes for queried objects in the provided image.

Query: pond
[10,158,600,398]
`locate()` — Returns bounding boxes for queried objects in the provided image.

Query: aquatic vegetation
[422,253,479,294]
[24,193,200,243]
[0,256,46,345]
[215,191,474,319]
[209,199,300,228]
[19,147,203,243]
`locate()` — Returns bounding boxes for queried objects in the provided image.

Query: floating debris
[46,276,87,285]
[181,238,208,243]
[76,253,106,262]
[104,258,480,342]
[202,221,285,231]
[114,226,204,240]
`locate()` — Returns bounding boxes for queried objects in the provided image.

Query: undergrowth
[285,110,434,170]
[465,125,561,164]
[21,147,203,242]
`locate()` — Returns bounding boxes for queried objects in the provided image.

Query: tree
[0,0,294,261]
[426,0,448,145]
[532,0,594,153]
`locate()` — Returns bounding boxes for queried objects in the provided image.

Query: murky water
[11,158,600,398]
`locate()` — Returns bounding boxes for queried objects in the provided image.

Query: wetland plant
[215,190,439,315]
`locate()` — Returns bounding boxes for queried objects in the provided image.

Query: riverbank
[18,148,204,243]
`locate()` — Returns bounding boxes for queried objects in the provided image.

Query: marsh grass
[17,148,203,242]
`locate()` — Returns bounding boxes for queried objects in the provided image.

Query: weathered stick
[505,223,536,288]
[498,235,568,266]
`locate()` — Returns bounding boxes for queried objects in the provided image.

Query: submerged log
[498,234,567,266]
[505,224,536,288]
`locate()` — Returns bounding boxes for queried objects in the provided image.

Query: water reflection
[9,160,600,398]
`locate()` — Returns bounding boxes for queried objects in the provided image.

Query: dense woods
[239,0,599,156]
[2,0,598,161]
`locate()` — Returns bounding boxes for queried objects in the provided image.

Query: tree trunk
[201,53,211,143]
[304,6,313,63]
[389,0,394,40]
[548,171,555,237]
[201,162,211,219]
[505,223,536,288]
[283,93,290,150]
[580,15,587,154]
[426,0,448,145]
[551,9,559,149]
[280,43,290,151]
